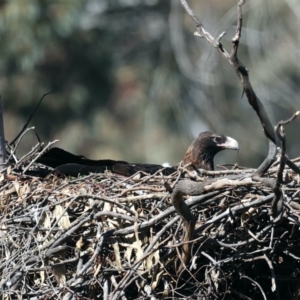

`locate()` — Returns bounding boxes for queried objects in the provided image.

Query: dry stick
[41,193,89,244]
[284,158,300,175]
[110,276,126,300]
[15,142,42,168]
[87,194,137,216]
[189,167,254,177]
[94,211,135,223]
[0,248,46,290]
[284,250,300,261]
[272,111,300,217]
[9,92,52,146]
[195,194,274,235]
[240,274,267,300]
[263,254,277,295]
[74,230,114,279]
[168,182,195,273]
[56,173,103,191]
[7,126,36,162]
[49,254,79,268]
[280,112,300,174]
[180,0,277,175]
[268,161,300,175]
[175,247,203,291]
[108,167,174,192]
[40,213,91,251]
[117,234,174,294]
[110,216,179,300]
[103,277,110,300]
[272,124,286,217]
[22,140,59,174]
[114,190,220,236]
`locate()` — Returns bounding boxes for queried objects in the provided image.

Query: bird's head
[204,131,239,154]
[183,131,239,171]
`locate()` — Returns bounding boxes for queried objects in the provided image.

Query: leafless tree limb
[272,111,300,217]
[180,0,277,175]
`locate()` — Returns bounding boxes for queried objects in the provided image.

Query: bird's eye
[212,135,222,143]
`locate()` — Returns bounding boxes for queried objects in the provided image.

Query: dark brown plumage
[183,131,239,171]
[36,147,177,177]
[35,131,238,177]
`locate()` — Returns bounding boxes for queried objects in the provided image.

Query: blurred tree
[1,0,300,169]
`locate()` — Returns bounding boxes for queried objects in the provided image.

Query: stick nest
[1,154,300,300]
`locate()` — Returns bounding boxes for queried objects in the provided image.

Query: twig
[240,274,267,300]
[114,190,220,236]
[22,140,59,173]
[263,254,277,294]
[110,216,179,300]
[7,126,36,162]
[10,92,52,146]
[15,142,42,167]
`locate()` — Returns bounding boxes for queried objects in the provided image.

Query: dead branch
[9,92,52,146]
[180,0,277,175]
[272,112,300,217]
[168,185,195,273]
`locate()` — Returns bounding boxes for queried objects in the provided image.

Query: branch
[168,184,196,272]
[10,92,52,146]
[21,140,58,174]
[272,111,300,217]
[240,274,267,300]
[180,0,277,175]
[110,216,179,300]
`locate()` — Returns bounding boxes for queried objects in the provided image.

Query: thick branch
[170,188,195,272]
[272,111,299,217]
[167,175,253,271]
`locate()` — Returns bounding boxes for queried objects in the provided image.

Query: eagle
[183,131,239,171]
[35,131,239,177]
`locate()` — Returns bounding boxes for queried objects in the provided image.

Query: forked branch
[180,0,277,175]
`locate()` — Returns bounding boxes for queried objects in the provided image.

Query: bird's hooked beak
[217,136,239,153]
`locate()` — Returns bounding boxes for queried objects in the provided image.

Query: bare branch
[180,0,277,175]
[169,185,195,272]
[9,92,52,146]
[272,111,300,216]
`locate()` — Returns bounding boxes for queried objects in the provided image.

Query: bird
[35,147,177,177]
[183,131,239,171]
[34,131,239,177]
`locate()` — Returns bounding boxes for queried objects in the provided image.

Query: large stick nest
[1,151,300,300]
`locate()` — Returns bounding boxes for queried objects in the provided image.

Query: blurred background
[1,0,300,168]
